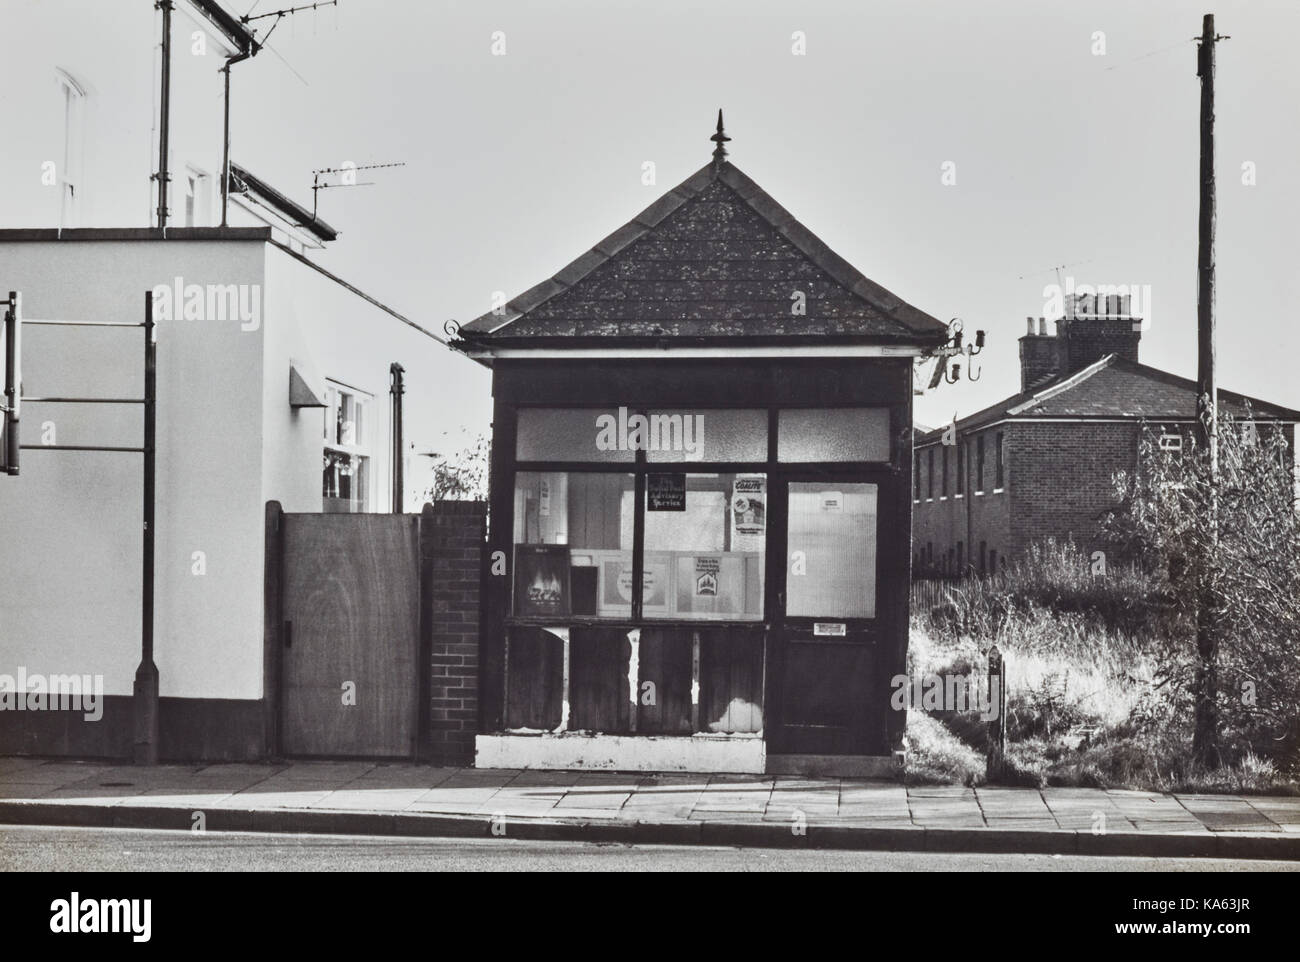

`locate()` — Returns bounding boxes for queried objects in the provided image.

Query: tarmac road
[2,825,1297,871]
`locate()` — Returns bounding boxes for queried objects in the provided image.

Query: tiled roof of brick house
[458,146,949,346]
[917,354,1300,446]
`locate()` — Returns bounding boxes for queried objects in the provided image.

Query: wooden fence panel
[281,514,419,757]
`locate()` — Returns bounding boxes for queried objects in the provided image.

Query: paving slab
[2,758,1299,859]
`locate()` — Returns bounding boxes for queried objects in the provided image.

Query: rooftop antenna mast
[220,2,337,225]
[241,1,338,43]
[311,162,406,219]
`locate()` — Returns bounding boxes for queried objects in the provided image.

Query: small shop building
[455,119,950,775]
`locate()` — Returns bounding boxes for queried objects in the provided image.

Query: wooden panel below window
[504,627,563,730]
[700,628,764,733]
[636,629,694,734]
[569,627,633,733]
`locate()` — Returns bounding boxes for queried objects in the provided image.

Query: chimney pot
[1038,317,1047,336]
[1026,316,1034,336]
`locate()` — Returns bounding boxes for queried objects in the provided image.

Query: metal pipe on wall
[155,0,173,229]
[390,362,405,512]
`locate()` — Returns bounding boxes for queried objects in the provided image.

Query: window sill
[506,616,767,630]
[993,487,1005,494]
[939,496,948,501]
[955,494,964,500]
[974,491,985,497]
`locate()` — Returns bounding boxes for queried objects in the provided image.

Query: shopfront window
[513,471,634,618]
[643,473,765,621]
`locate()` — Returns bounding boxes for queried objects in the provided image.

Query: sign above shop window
[647,473,687,511]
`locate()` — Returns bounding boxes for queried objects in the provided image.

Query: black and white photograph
[0,0,1297,928]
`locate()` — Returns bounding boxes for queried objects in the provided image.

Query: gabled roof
[228,163,337,244]
[457,158,949,348]
[917,354,1300,445]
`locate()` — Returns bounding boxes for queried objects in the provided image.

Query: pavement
[1,756,1298,859]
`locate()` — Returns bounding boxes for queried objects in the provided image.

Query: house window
[995,432,1004,489]
[1158,431,1183,453]
[956,439,965,495]
[927,448,934,499]
[976,435,986,493]
[184,165,210,227]
[55,69,86,228]
[322,381,372,512]
[941,446,949,497]
[914,450,921,501]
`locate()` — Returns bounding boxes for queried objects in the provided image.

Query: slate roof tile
[460,159,948,343]
[917,355,1300,445]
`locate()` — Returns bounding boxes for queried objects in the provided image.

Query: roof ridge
[1006,353,1115,415]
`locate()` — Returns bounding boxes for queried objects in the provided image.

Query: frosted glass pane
[777,408,890,462]
[785,482,877,618]
[644,409,768,462]
[515,408,634,462]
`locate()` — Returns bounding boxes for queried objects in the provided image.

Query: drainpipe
[219,49,253,226]
[154,0,173,229]
[390,363,405,513]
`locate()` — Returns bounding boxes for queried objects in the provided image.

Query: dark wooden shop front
[453,124,948,773]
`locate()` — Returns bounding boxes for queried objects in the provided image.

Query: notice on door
[814,622,847,637]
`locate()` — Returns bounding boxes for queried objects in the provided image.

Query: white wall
[261,245,489,514]
[0,239,266,699]
[0,1,240,229]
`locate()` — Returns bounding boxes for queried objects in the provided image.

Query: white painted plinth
[476,733,766,774]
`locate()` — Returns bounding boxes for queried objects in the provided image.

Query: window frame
[54,68,86,228]
[322,379,373,513]
[506,403,894,628]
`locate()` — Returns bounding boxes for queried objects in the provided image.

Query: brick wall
[423,500,486,765]
[912,427,1012,575]
[1008,421,1136,560]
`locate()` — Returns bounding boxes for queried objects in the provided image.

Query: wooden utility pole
[1193,12,1225,768]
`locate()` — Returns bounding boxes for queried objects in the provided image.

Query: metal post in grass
[986,645,1007,780]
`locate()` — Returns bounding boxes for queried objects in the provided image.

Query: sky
[228,0,1300,432]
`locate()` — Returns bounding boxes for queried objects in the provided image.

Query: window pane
[785,482,877,618]
[644,409,767,463]
[516,409,635,462]
[643,473,765,621]
[322,452,369,513]
[777,409,890,462]
[513,471,635,617]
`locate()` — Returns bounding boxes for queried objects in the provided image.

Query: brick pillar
[422,501,486,765]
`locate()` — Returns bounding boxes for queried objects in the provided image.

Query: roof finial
[710,108,731,165]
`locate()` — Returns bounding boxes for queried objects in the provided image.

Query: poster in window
[731,475,766,551]
[597,553,669,616]
[513,544,571,617]
[647,473,686,511]
[694,556,720,597]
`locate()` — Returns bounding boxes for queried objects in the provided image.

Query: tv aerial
[311,162,406,219]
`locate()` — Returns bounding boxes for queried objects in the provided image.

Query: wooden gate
[273,510,421,758]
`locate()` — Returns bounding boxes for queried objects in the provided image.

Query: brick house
[912,298,1300,576]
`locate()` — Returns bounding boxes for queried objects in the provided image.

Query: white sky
[229,0,1300,431]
